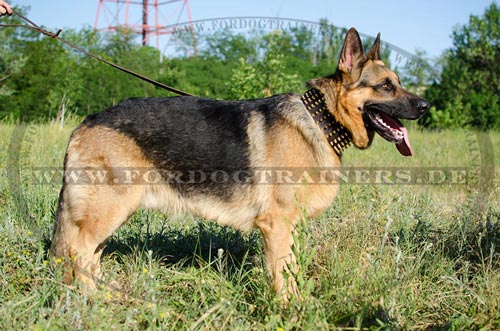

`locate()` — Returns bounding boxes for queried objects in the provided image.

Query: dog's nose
[416,99,430,114]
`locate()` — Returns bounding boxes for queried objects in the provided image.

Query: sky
[6,0,497,59]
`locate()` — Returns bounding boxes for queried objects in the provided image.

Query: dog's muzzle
[363,97,429,157]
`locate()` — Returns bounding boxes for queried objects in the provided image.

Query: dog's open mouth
[365,109,413,156]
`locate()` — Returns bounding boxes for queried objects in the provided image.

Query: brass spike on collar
[300,88,352,156]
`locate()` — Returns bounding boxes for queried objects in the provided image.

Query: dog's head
[309,28,430,156]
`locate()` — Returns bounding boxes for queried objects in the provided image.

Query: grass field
[0,121,499,330]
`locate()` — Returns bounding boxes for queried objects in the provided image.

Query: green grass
[1,122,499,330]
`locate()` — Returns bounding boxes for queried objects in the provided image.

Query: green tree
[398,49,436,94]
[315,19,345,66]
[1,36,72,120]
[76,29,165,113]
[0,6,31,119]
[227,52,302,100]
[0,26,25,98]
[202,30,258,63]
[159,55,236,98]
[423,3,500,129]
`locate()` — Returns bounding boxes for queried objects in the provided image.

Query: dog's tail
[51,184,66,252]
[49,153,77,283]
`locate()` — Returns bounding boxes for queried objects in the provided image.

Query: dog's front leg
[255,213,299,301]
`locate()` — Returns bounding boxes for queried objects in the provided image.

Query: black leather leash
[0,11,194,96]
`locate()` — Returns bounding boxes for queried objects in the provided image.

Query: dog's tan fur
[51,28,428,299]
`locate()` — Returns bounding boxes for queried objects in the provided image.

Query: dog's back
[81,96,284,187]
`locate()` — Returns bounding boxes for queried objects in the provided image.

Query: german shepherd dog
[51,28,429,298]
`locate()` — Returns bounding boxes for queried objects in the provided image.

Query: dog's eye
[377,80,394,92]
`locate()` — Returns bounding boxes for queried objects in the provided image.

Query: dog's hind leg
[51,125,153,290]
[51,182,144,291]
[255,211,299,301]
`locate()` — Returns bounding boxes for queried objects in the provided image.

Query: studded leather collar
[300,88,352,156]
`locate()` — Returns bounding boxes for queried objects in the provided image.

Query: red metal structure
[94,0,196,54]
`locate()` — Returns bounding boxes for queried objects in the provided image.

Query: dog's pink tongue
[396,127,413,156]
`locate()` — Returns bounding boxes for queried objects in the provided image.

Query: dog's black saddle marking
[83,95,286,198]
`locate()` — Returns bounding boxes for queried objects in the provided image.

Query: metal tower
[94,0,196,54]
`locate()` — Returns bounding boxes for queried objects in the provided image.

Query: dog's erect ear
[338,28,365,73]
[366,33,381,61]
